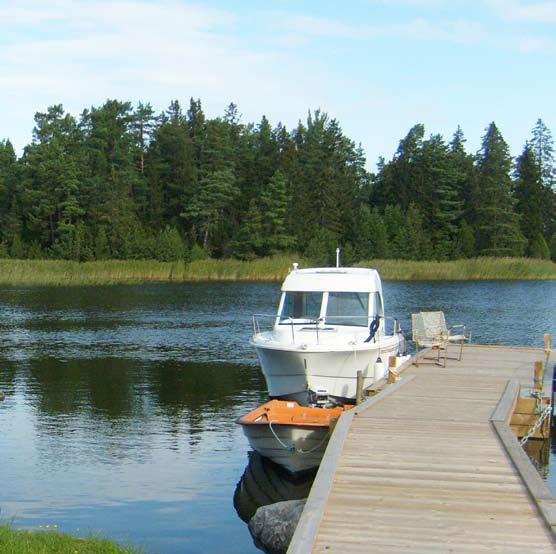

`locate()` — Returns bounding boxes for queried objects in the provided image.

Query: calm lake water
[0,280,555,553]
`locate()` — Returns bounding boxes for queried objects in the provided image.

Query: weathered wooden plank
[288,375,417,554]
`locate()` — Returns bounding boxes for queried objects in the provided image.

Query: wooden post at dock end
[544,335,552,377]
[534,360,544,391]
[356,370,363,405]
[387,356,398,384]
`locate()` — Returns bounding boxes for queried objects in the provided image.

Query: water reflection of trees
[22,357,265,435]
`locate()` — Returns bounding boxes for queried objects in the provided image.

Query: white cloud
[281,15,368,40]
[367,0,452,7]
[392,18,486,44]
[280,15,486,46]
[0,0,324,149]
[516,35,556,52]
[487,0,556,23]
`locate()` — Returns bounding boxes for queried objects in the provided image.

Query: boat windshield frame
[277,291,383,328]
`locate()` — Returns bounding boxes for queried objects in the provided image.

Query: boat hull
[252,335,402,401]
[240,423,331,473]
[237,400,353,473]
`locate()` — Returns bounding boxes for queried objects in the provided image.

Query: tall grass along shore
[0,256,554,286]
[0,524,140,554]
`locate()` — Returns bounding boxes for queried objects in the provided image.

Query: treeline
[0,99,554,264]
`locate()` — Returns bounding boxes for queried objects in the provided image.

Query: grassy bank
[0,256,554,285]
[0,524,140,554]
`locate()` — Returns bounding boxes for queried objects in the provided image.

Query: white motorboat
[251,263,407,404]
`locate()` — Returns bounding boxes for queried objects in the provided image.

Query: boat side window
[280,292,323,322]
[325,292,369,326]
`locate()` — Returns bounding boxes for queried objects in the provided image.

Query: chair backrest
[420,311,448,339]
[411,312,426,343]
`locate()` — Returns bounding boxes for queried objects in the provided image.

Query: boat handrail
[252,313,401,344]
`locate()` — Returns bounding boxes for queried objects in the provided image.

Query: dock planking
[289,344,556,553]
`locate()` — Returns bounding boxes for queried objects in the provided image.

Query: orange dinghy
[237,400,354,473]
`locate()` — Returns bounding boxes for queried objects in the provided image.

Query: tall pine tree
[474,123,525,256]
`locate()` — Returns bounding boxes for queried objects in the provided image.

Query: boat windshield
[280,291,322,321]
[325,292,369,327]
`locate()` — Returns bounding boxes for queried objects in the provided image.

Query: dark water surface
[0,281,555,553]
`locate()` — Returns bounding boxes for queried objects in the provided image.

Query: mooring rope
[268,420,331,454]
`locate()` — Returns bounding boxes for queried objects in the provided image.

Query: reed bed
[0,255,302,285]
[0,256,553,286]
[358,257,556,280]
[0,524,141,554]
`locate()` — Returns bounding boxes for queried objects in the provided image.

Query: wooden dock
[289,344,556,553]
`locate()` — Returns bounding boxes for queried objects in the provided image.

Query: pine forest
[0,99,555,266]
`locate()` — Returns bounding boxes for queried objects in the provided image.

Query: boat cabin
[275,267,384,330]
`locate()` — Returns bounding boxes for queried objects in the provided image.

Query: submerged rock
[248,499,306,554]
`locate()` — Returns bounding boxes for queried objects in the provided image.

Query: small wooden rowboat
[237,399,354,473]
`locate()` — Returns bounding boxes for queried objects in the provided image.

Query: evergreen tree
[458,222,476,258]
[530,118,555,190]
[514,142,545,256]
[20,105,84,250]
[147,102,195,226]
[419,134,463,259]
[94,226,110,259]
[131,102,155,175]
[0,139,18,245]
[405,203,431,260]
[180,168,239,252]
[529,234,550,259]
[449,126,477,227]
[305,227,339,266]
[383,205,408,259]
[259,170,294,253]
[529,119,556,249]
[2,98,554,264]
[474,123,525,256]
[292,111,363,250]
[376,124,425,211]
[79,100,140,257]
[156,226,186,262]
[129,102,155,218]
[353,206,389,260]
[230,199,264,260]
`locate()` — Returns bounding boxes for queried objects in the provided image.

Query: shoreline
[0,256,554,286]
[0,524,140,553]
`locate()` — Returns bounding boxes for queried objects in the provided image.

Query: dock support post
[534,360,544,391]
[387,356,398,384]
[356,370,363,405]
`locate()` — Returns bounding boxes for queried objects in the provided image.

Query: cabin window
[280,292,323,321]
[325,292,369,326]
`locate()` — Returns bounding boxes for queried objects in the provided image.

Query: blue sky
[1,0,555,169]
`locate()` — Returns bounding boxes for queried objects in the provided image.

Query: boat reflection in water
[233,451,316,524]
